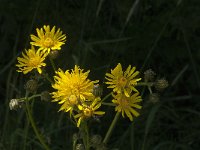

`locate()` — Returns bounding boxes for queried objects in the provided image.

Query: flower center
[44,37,54,48]
[29,57,41,67]
[118,77,127,87]
[119,97,129,109]
[69,95,78,105]
[83,108,92,117]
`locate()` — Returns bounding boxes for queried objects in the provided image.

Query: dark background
[0,0,200,149]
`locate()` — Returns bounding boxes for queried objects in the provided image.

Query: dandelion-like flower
[16,46,47,74]
[30,25,66,53]
[105,63,141,97]
[52,65,98,114]
[74,98,105,127]
[112,92,142,121]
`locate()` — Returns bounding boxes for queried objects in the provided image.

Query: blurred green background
[0,0,200,149]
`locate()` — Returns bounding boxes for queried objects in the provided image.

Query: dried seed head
[24,79,38,93]
[154,78,169,92]
[75,144,85,150]
[144,69,156,82]
[9,99,22,110]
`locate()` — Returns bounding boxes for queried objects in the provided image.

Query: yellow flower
[57,94,79,115]
[112,92,142,121]
[74,97,105,127]
[16,46,47,74]
[52,65,98,114]
[105,63,141,97]
[30,25,66,53]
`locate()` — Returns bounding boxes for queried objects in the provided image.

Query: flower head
[112,92,142,121]
[105,63,141,97]
[16,46,47,74]
[30,25,66,53]
[51,65,98,114]
[9,99,23,110]
[57,94,79,115]
[74,97,105,127]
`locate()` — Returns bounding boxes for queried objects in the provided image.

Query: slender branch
[102,92,112,102]
[80,121,90,150]
[25,92,50,150]
[136,82,154,87]
[49,57,56,72]
[103,112,120,144]
[28,94,41,100]
[42,73,54,83]
[102,102,115,107]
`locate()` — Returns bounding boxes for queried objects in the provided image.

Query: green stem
[147,86,153,94]
[81,121,90,150]
[137,82,154,87]
[23,117,30,150]
[102,102,115,107]
[28,94,41,100]
[85,124,89,150]
[18,94,41,102]
[103,112,120,144]
[72,138,77,150]
[49,57,56,72]
[137,82,153,95]
[102,92,112,102]
[141,136,147,150]
[42,73,54,83]
[25,93,50,150]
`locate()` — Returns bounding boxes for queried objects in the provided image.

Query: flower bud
[90,134,102,147]
[96,143,107,150]
[41,91,51,101]
[154,78,169,92]
[149,93,160,103]
[49,50,59,59]
[144,69,156,82]
[93,84,103,97]
[24,79,38,93]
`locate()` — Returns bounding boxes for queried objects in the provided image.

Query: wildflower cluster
[16,25,66,74]
[12,24,168,150]
[105,63,142,121]
[51,65,105,127]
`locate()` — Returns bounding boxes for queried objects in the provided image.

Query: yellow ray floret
[105,63,141,97]
[16,46,48,74]
[112,92,142,121]
[30,25,66,53]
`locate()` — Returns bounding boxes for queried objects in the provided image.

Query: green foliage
[0,0,200,149]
